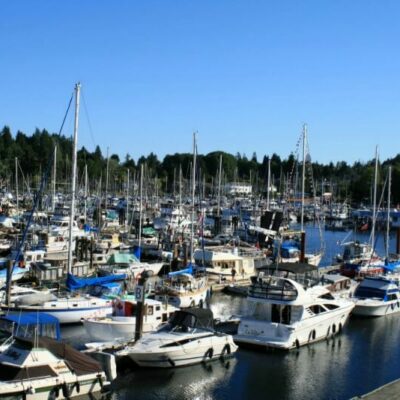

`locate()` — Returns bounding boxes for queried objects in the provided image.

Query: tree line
[1,125,399,205]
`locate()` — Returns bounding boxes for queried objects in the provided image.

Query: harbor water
[62,225,400,400]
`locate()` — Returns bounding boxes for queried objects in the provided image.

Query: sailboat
[1,84,112,323]
[340,147,384,278]
[278,125,323,266]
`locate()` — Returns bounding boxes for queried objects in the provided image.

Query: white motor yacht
[235,272,354,350]
[116,308,237,368]
[352,276,400,317]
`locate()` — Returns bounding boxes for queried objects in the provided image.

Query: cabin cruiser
[116,308,237,368]
[193,245,268,282]
[83,297,178,345]
[235,265,354,350]
[352,276,400,317]
[155,268,208,308]
[0,336,113,399]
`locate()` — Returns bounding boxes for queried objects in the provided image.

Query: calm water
[62,225,400,400]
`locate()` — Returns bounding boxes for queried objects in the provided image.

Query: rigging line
[81,90,97,148]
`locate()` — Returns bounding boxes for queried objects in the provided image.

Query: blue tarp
[168,263,194,277]
[66,273,127,291]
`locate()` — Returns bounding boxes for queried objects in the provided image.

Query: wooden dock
[351,378,400,399]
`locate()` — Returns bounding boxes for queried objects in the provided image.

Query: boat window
[324,304,339,310]
[387,293,398,301]
[162,313,168,322]
[354,287,386,300]
[319,293,335,300]
[147,306,153,315]
[156,306,161,311]
[308,305,326,314]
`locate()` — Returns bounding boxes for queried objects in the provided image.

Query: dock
[351,378,400,399]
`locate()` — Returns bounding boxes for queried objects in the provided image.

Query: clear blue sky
[1,1,400,164]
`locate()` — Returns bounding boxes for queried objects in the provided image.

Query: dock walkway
[351,378,400,399]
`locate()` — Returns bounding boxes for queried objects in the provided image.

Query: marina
[2,3,400,399]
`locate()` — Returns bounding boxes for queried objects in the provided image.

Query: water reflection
[109,358,238,400]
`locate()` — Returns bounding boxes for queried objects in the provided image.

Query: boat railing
[248,279,298,301]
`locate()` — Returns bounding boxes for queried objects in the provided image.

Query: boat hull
[120,337,237,368]
[352,300,400,317]
[235,304,354,350]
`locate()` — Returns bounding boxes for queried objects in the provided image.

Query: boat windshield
[354,287,386,300]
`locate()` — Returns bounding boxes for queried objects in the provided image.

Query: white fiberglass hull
[0,373,107,399]
[352,299,400,317]
[3,301,113,324]
[119,336,237,368]
[83,316,161,342]
[155,288,208,308]
[235,303,354,350]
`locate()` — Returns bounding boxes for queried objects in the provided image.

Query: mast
[84,164,88,223]
[386,165,392,261]
[179,165,182,224]
[126,168,130,230]
[190,132,197,262]
[217,154,222,217]
[371,146,378,249]
[105,146,109,212]
[52,145,57,211]
[300,124,307,232]
[138,163,144,260]
[15,157,19,217]
[67,82,80,275]
[266,156,271,210]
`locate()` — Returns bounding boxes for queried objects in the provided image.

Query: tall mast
[84,164,88,223]
[190,132,197,262]
[300,124,307,232]
[190,132,196,261]
[52,145,57,211]
[15,157,19,217]
[126,168,130,230]
[105,146,109,212]
[217,154,222,217]
[179,165,182,224]
[386,165,392,260]
[371,146,378,249]
[266,156,271,210]
[67,83,80,275]
[138,164,144,260]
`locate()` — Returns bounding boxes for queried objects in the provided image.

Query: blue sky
[1,1,400,164]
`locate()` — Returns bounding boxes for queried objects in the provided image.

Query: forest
[1,125,400,205]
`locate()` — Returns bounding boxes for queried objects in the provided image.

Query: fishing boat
[155,266,208,308]
[83,297,177,344]
[116,308,237,368]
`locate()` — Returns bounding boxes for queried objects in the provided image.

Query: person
[231,267,237,283]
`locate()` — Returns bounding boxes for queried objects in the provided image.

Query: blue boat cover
[66,272,127,291]
[1,312,61,340]
[168,263,194,277]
